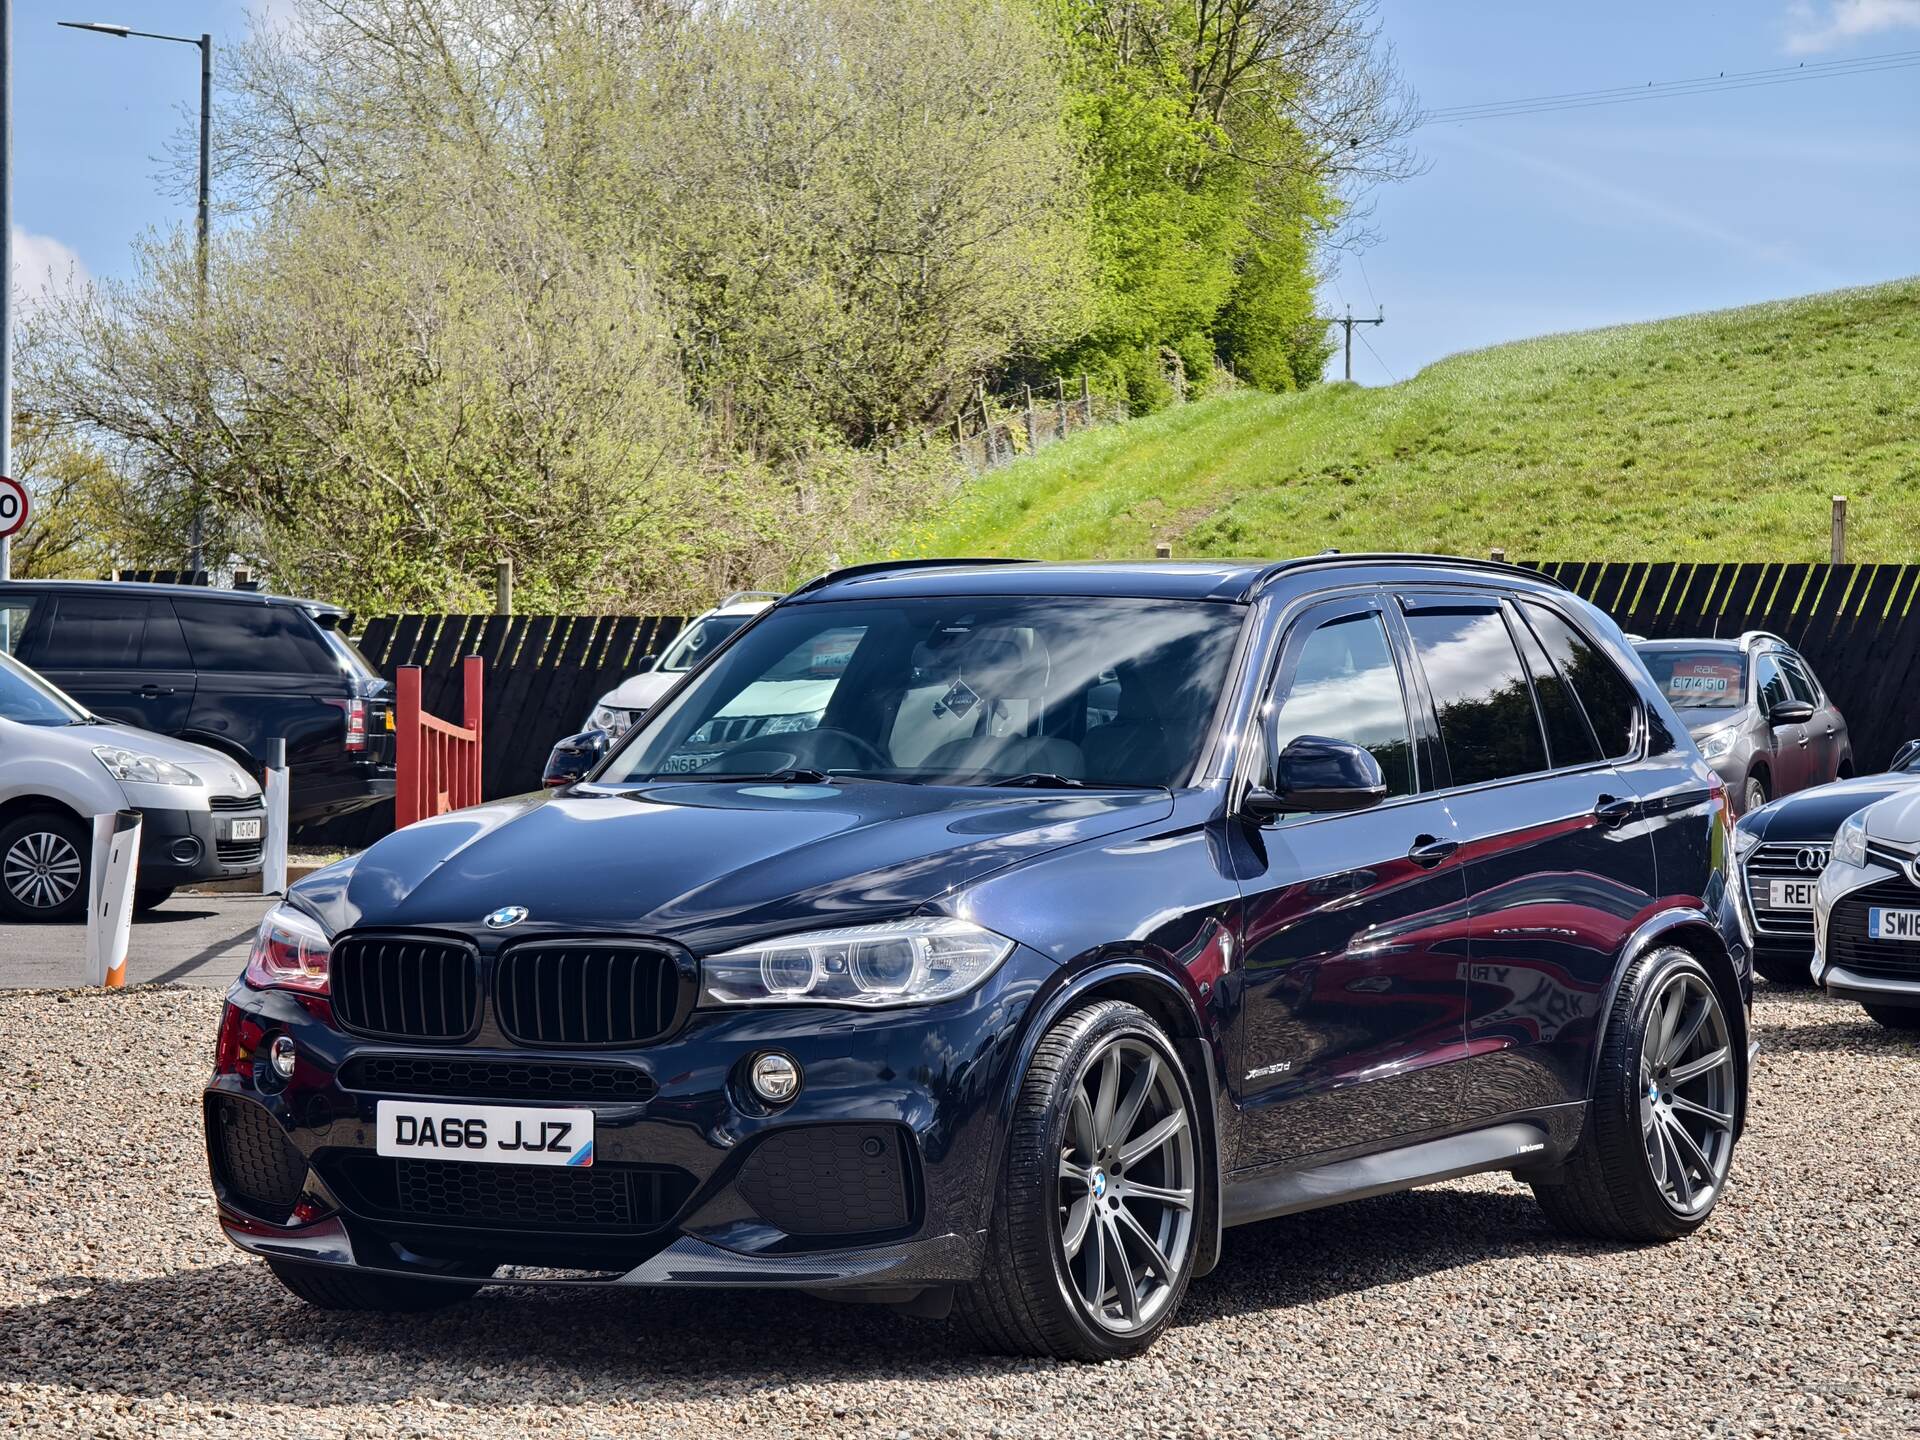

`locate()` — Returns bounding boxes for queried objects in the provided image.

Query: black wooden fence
[298,561,1920,848]
[299,611,684,847]
[1530,561,1920,776]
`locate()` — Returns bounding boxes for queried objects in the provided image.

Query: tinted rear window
[1524,601,1640,760]
[1512,606,1602,768]
[174,600,335,674]
[1403,606,1548,787]
[39,595,146,668]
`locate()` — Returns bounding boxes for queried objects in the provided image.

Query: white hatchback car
[582,591,781,738]
[1812,788,1920,1032]
[0,649,264,921]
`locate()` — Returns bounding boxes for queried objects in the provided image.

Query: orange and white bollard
[86,810,141,988]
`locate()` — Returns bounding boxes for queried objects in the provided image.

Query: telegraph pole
[1327,307,1385,383]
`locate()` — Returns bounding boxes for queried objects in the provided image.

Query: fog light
[170,837,201,865]
[749,1052,800,1104]
[268,1036,297,1081]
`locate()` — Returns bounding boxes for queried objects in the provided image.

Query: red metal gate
[395,656,484,828]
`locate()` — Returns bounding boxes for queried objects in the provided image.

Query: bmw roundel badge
[484,905,530,930]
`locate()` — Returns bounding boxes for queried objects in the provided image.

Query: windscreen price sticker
[1667,661,1738,698]
[0,477,25,539]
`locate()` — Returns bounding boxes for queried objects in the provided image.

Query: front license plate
[224,817,263,842]
[375,1100,594,1167]
[1768,879,1818,909]
[1868,906,1920,942]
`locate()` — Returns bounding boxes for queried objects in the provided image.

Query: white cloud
[12,227,89,306]
[1784,0,1920,54]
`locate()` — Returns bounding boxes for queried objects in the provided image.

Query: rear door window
[1779,655,1820,705]
[1520,600,1641,760]
[0,595,38,656]
[173,600,335,674]
[1402,603,1548,788]
[1511,604,1602,768]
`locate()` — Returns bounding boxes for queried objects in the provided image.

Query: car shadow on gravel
[0,1187,1610,1404]
[1750,986,1916,1052]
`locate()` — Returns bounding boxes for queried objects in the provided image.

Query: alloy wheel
[1056,1035,1196,1336]
[3,830,84,911]
[1638,970,1735,1214]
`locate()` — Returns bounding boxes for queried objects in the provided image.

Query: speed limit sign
[0,476,26,539]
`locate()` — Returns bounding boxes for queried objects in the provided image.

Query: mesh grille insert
[209,1095,308,1222]
[339,1054,657,1104]
[1829,879,1920,979]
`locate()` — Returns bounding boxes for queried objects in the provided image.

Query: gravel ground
[1,983,1914,1439]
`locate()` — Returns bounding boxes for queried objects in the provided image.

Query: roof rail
[716,589,785,608]
[786,556,1034,599]
[1736,629,1789,651]
[1238,552,1565,602]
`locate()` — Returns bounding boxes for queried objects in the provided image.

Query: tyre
[958,1000,1203,1360]
[1861,1002,1920,1032]
[0,810,90,923]
[267,1260,472,1313]
[1751,950,1813,987]
[1531,947,1740,1242]
[1743,774,1769,815]
[133,886,176,913]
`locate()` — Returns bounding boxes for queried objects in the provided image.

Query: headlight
[1698,728,1737,761]
[587,704,636,738]
[700,917,1015,1008]
[244,903,332,994]
[1733,826,1762,860]
[93,746,201,787]
[1832,812,1870,870]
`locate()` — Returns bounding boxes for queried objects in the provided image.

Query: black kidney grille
[209,1095,308,1221]
[494,944,681,1047]
[389,1159,694,1232]
[332,937,479,1042]
[338,1054,656,1104]
[1828,878,1920,979]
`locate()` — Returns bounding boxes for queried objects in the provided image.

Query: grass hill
[898,279,1920,564]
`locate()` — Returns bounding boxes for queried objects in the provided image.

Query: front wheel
[1742,774,1769,815]
[1531,947,1741,1241]
[1861,1002,1920,1032]
[0,811,89,923]
[958,1000,1203,1360]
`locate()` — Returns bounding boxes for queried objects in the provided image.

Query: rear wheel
[1861,1002,1920,1032]
[1531,948,1740,1241]
[1751,950,1813,987]
[267,1260,472,1312]
[0,811,89,923]
[958,1000,1202,1360]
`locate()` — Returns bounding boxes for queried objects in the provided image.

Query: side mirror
[1767,698,1815,726]
[1892,739,1920,772]
[635,652,660,672]
[1244,735,1388,819]
[543,728,609,787]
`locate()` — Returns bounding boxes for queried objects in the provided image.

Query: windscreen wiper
[670,767,833,784]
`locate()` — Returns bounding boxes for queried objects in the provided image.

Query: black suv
[0,581,395,825]
[207,556,1748,1360]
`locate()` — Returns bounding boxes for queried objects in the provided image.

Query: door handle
[137,684,176,698]
[1795,733,1810,748]
[1592,795,1639,827]
[1406,835,1459,868]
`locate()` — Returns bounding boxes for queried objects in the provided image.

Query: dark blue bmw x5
[206,555,1751,1359]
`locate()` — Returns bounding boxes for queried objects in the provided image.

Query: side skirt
[1221,1107,1586,1229]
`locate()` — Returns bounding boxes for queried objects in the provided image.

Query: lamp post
[59,20,213,574]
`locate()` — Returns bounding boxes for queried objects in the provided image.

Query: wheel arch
[0,793,90,831]
[990,958,1226,1278]
[1590,910,1751,1137]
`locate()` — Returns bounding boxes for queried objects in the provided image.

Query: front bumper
[205,950,1048,1290]
[135,801,266,886]
[1811,860,1920,1010]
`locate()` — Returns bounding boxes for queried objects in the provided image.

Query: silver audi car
[1812,789,1920,1031]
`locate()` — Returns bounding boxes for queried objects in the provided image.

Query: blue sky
[9,1,1920,388]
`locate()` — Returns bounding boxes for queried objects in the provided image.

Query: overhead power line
[1416,48,1920,127]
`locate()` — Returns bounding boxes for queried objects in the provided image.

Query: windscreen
[0,651,88,726]
[1637,646,1747,713]
[600,596,1245,789]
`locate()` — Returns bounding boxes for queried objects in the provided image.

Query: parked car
[1634,632,1850,814]
[209,555,1748,1360]
[580,591,781,738]
[0,580,394,826]
[1733,739,1920,985]
[1813,784,1920,1031]
[0,648,264,919]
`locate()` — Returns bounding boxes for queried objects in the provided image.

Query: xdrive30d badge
[205,556,1751,1360]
